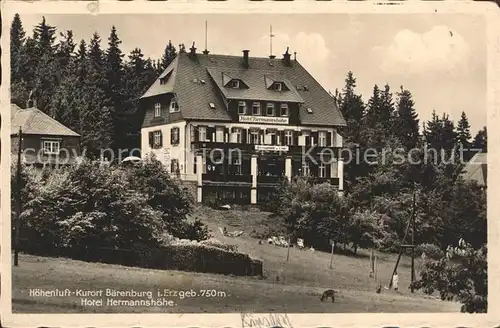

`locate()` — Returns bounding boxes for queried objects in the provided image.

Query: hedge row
[20,240,263,277]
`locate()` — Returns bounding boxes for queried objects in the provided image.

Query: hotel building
[140,45,346,204]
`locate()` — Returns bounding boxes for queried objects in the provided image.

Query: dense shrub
[125,155,210,241]
[20,160,164,251]
[415,243,445,260]
[15,157,211,254]
[412,240,487,313]
[157,243,262,276]
[199,238,239,252]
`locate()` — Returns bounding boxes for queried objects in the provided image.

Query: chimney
[269,55,276,59]
[203,49,209,55]
[294,51,297,61]
[242,50,250,68]
[283,47,291,66]
[189,42,197,57]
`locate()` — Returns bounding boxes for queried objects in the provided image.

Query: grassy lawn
[12,207,460,313]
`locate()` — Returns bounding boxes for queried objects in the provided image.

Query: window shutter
[224,128,229,142]
[207,127,215,142]
[293,131,299,146]
[159,131,163,147]
[149,132,154,147]
[190,126,196,142]
[327,132,332,146]
[311,132,318,146]
[242,129,247,144]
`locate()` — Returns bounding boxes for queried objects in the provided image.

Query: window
[250,131,260,144]
[302,161,310,177]
[274,82,282,91]
[280,104,289,116]
[303,131,311,146]
[171,159,179,174]
[153,131,162,147]
[43,140,60,155]
[319,163,326,178]
[266,103,275,116]
[284,131,293,146]
[230,157,242,175]
[252,102,261,115]
[209,102,216,110]
[238,101,247,115]
[171,127,180,145]
[216,127,224,142]
[198,126,207,142]
[234,128,242,143]
[306,107,313,114]
[318,131,327,147]
[230,80,240,89]
[170,99,179,113]
[154,103,161,117]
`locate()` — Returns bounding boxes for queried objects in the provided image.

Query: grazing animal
[320,289,336,303]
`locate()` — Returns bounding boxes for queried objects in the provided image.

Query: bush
[126,155,210,241]
[415,243,445,260]
[199,238,239,252]
[155,243,262,276]
[411,240,487,313]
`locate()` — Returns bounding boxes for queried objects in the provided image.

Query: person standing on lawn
[393,271,399,291]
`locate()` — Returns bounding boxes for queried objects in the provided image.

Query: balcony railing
[192,141,342,157]
[257,175,285,184]
[202,173,252,183]
[309,177,340,185]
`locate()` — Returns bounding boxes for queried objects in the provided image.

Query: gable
[11,104,80,137]
[140,52,347,127]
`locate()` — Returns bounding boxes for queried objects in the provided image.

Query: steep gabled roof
[141,52,347,127]
[141,56,180,99]
[462,152,487,186]
[206,67,303,103]
[10,104,80,137]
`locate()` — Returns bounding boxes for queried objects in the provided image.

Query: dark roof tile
[141,52,346,127]
[10,104,80,137]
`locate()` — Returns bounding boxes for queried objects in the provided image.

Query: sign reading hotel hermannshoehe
[239,115,289,125]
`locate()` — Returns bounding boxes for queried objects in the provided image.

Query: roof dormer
[223,76,248,89]
[269,81,288,92]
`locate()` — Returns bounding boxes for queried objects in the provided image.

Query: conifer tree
[160,40,177,71]
[105,26,125,150]
[393,86,420,150]
[473,127,487,152]
[338,71,365,143]
[10,13,26,83]
[456,111,472,149]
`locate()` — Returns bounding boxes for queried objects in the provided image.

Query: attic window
[159,69,173,85]
[273,82,282,92]
[200,79,206,84]
[193,78,198,83]
[306,107,313,114]
[170,99,180,113]
[229,80,240,89]
[303,85,309,91]
[209,102,216,109]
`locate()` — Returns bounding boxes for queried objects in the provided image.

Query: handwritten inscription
[241,313,293,328]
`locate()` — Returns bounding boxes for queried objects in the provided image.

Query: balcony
[202,173,252,186]
[257,175,285,185]
[192,141,342,157]
[309,177,340,185]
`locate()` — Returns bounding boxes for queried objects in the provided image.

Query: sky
[16,13,486,134]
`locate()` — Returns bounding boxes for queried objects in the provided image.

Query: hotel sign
[239,115,289,125]
[255,145,289,152]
